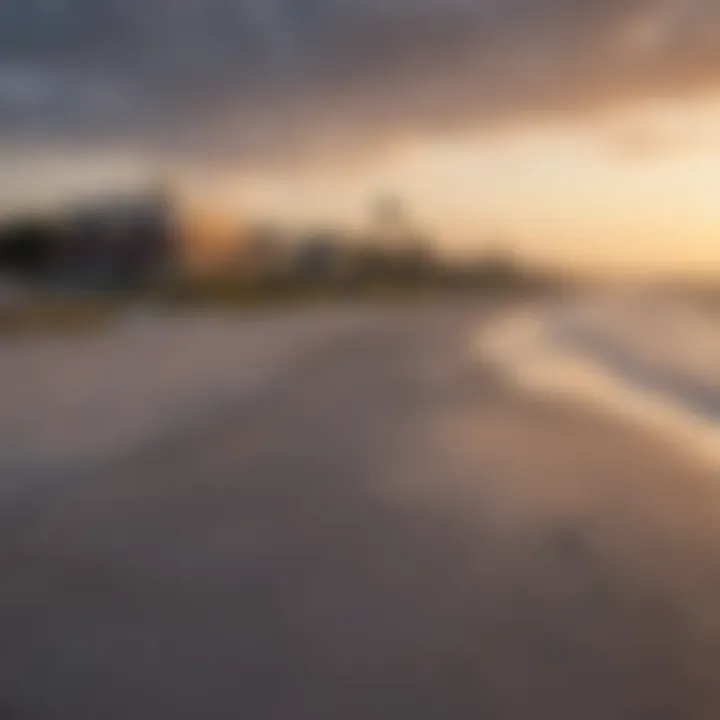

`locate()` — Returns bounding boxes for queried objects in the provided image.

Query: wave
[476,295,720,469]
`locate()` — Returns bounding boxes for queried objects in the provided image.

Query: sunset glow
[230,91,720,274]
[3,0,720,275]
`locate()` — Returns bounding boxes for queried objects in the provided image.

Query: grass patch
[0,299,124,337]
[151,277,567,315]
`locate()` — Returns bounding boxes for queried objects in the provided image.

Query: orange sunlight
[236,91,720,276]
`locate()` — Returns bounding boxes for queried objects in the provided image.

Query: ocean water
[477,294,720,469]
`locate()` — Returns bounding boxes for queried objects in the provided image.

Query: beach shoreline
[2,304,720,718]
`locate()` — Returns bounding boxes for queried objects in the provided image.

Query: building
[236,225,295,278]
[292,230,356,283]
[57,186,176,288]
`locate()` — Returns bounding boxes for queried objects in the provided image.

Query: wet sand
[1,307,719,719]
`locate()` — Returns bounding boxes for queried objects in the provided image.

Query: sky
[1,0,720,274]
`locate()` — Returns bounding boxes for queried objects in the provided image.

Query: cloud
[0,0,719,170]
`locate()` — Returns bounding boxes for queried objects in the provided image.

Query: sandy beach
[1,305,719,719]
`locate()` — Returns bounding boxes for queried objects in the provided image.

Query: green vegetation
[152,265,567,312]
[0,196,572,333]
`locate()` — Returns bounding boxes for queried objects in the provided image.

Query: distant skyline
[2,0,720,274]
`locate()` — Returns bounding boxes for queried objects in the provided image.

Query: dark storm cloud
[0,0,719,167]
